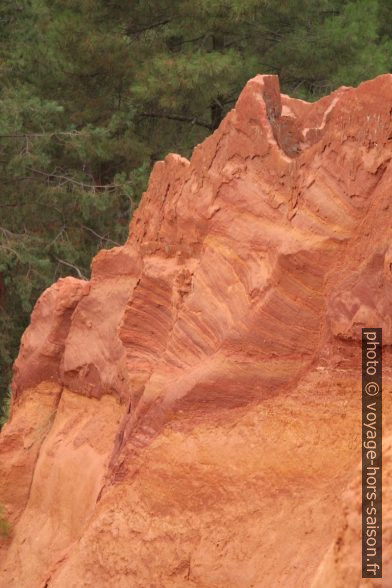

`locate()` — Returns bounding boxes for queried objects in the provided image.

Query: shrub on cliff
[0,388,10,429]
[0,505,10,538]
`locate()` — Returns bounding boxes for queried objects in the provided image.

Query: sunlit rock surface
[1,74,392,587]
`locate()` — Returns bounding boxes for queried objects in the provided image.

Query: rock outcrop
[1,73,392,587]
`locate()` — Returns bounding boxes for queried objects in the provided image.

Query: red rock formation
[1,74,392,587]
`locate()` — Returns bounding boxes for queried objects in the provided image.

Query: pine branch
[28,167,120,191]
[169,32,211,48]
[0,245,22,261]
[54,257,87,280]
[82,225,121,246]
[127,18,171,35]
[139,112,212,130]
[0,130,93,140]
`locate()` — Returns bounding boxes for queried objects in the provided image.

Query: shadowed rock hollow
[1,74,392,587]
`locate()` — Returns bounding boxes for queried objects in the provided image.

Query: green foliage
[0,0,390,421]
[0,382,11,429]
[0,504,10,538]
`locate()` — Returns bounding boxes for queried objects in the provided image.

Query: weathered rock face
[1,74,392,587]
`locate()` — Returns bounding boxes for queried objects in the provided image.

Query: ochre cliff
[1,74,392,587]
